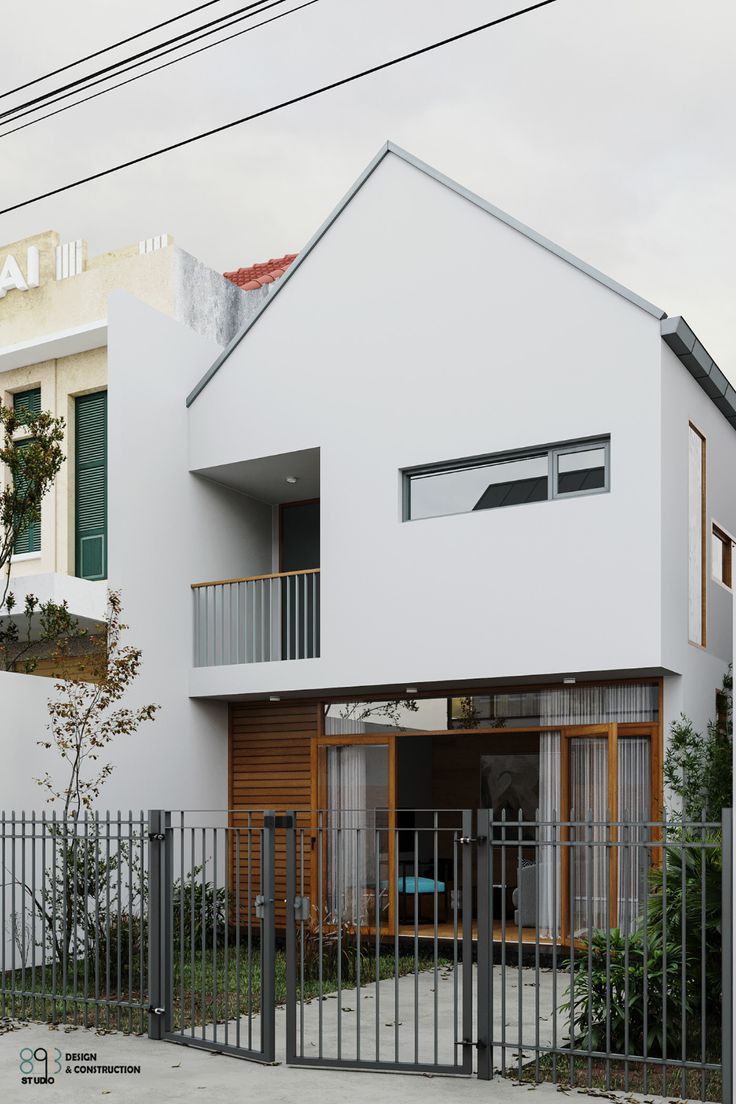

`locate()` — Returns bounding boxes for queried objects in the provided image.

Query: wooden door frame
[560,721,659,941]
[314,730,397,933]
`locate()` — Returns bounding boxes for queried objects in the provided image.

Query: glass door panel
[325,743,390,927]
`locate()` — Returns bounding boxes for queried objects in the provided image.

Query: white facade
[1,143,733,812]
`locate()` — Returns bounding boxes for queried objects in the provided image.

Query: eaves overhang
[661,316,736,432]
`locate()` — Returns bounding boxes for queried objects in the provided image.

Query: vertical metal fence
[476,809,731,1104]
[1,806,731,1102]
[192,570,320,667]
[0,810,148,1033]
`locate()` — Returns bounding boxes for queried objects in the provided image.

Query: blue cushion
[395,876,445,894]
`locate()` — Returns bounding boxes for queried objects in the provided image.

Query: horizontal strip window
[403,436,610,521]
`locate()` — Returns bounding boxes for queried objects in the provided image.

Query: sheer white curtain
[569,738,609,933]
[617,737,651,934]
[327,747,369,924]
[539,683,657,726]
[536,685,657,936]
[538,731,561,938]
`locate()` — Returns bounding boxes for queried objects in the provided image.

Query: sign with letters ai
[0,247,40,298]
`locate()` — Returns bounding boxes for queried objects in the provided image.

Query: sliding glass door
[321,739,395,928]
[562,724,654,939]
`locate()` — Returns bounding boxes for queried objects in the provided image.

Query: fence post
[723,808,733,1104]
[147,809,166,1040]
[261,811,277,1063]
[284,811,297,1063]
[476,809,492,1080]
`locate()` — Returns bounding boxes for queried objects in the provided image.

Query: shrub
[565,831,722,1058]
[171,867,229,951]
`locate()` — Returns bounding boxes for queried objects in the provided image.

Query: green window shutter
[13,387,41,425]
[13,437,42,555]
[75,391,107,581]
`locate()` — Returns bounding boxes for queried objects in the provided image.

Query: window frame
[402,435,611,522]
[688,423,707,648]
[712,522,733,590]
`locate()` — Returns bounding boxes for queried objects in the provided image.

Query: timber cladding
[229,700,319,926]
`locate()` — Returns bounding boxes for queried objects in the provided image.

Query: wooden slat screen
[229,700,318,928]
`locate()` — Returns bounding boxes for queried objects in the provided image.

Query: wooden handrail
[191,567,320,589]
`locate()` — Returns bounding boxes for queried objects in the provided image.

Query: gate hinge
[148,832,165,841]
[255,894,272,919]
[293,895,310,921]
[149,1006,165,1016]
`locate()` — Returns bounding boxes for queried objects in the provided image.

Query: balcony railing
[192,568,320,667]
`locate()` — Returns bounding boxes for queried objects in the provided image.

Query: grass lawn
[1,943,452,1036]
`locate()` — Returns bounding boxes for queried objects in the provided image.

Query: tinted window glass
[409,455,547,520]
[555,447,606,495]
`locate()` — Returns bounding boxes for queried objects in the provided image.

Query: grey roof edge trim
[186,139,666,406]
[385,141,667,321]
[186,141,392,406]
[662,316,736,431]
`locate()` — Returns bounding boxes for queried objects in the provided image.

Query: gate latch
[148,832,165,841]
[255,894,268,919]
[149,1006,165,1016]
[293,896,311,922]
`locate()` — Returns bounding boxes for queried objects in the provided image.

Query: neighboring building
[2,143,733,938]
[0,229,266,665]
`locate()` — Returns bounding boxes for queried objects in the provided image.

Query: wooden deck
[397,921,556,945]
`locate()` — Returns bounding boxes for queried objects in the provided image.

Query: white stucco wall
[660,343,735,738]
[103,292,273,810]
[188,150,665,698]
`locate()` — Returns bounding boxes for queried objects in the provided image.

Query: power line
[0,0,233,102]
[0,0,302,135]
[0,0,279,125]
[0,0,561,218]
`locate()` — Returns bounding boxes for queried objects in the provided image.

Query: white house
[2,142,733,938]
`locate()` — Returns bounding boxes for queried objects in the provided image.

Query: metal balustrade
[192,569,320,667]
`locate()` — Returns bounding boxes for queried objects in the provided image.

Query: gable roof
[187,142,734,432]
[224,253,297,291]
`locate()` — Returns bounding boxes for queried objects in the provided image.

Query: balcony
[192,568,320,667]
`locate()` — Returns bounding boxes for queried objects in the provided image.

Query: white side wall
[661,344,735,740]
[188,151,665,698]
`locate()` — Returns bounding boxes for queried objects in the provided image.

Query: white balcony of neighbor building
[2,571,107,630]
[191,447,320,669]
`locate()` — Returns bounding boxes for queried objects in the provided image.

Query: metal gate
[149,810,277,1063]
[150,808,474,1073]
[283,810,474,1075]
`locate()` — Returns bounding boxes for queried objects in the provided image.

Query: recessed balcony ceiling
[194,447,319,504]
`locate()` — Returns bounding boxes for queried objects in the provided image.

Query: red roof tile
[223,253,297,291]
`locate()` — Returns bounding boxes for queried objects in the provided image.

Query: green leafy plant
[0,400,82,673]
[664,669,732,820]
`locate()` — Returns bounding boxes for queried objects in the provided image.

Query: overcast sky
[2,1,734,380]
